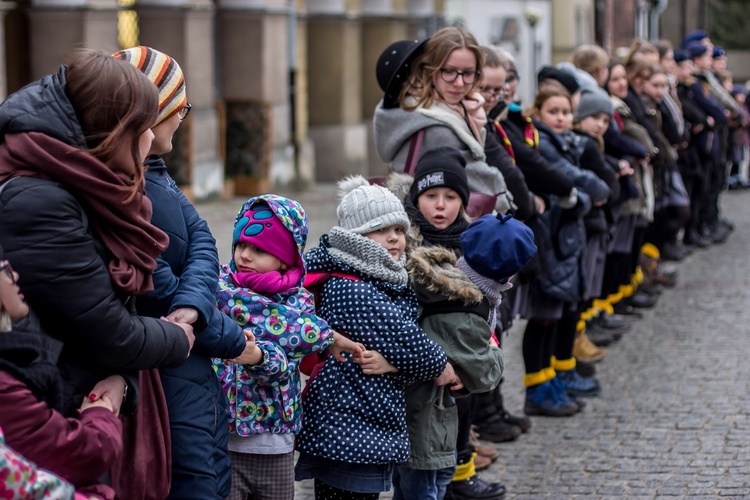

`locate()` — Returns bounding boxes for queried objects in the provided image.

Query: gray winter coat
[373,101,513,214]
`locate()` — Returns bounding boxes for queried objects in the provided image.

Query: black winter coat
[0,66,189,417]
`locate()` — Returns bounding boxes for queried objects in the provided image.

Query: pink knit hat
[234,201,298,267]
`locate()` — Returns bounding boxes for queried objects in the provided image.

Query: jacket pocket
[428,386,458,453]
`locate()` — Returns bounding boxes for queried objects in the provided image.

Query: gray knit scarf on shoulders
[328,226,409,286]
[456,257,513,331]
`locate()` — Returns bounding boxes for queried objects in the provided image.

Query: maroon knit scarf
[0,132,168,295]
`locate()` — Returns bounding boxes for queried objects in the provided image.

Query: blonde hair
[572,44,609,75]
[401,27,484,110]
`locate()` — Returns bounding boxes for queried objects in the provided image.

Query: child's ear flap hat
[409,146,470,207]
[336,176,410,235]
[460,213,537,282]
[234,200,298,267]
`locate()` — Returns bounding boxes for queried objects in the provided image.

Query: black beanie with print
[409,146,470,208]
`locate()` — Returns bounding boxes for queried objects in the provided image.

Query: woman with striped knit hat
[115,46,254,500]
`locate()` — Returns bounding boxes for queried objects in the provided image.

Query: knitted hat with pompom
[336,176,410,235]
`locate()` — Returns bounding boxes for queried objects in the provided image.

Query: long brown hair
[65,49,158,203]
[400,27,484,110]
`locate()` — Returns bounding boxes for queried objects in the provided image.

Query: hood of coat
[373,101,441,163]
[407,246,484,306]
[144,155,167,175]
[229,194,308,284]
[535,121,582,163]
[0,66,87,149]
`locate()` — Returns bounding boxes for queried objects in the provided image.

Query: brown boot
[474,444,499,462]
[474,453,493,471]
[573,329,607,363]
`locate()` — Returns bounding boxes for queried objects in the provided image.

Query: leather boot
[445,475,506,500]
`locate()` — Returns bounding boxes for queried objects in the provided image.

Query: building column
[28,0,119,80]
[0,2,15,101]
[306,2,366,182]
[137,0,222,200]
[216,0,305,192]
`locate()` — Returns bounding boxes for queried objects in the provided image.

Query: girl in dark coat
[295,177,448,499]
[0,247,123,500]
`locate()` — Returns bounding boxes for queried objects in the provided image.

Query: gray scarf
[328,226,409,286]
[456,257,513,331]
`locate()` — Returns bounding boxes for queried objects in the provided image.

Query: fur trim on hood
[407,246,484,305]
[386,172,414,203]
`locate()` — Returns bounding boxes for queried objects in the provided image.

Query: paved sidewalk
[200,188,750,499]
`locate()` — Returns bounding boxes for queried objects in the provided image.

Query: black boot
[445,475,506,500]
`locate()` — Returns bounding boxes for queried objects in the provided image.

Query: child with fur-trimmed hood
[393,213,536,499]
[295,177,449,498]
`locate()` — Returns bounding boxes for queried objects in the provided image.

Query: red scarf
[0,132,168,295]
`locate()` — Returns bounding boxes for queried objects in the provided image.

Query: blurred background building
[0,0,745,200]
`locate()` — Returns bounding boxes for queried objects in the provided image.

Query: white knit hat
[336,176,410,235]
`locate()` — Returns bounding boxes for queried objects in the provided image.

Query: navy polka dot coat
[296,237,447,464]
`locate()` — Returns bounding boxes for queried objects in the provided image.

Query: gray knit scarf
[456,257,513,331]
[328,226,409,286]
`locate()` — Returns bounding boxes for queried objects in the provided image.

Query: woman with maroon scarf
[0,50,193,420]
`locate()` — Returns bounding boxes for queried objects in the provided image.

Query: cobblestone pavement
[201,188,750,499]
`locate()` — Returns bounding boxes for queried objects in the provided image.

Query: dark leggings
[646,206,691,249]
[314,479,379,500]
[553,303,580,363]
[455,395,476,465]
[523,319,555,374]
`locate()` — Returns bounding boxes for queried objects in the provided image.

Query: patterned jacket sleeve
[323,280,447,382]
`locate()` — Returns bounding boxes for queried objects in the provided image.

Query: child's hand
[228,331,264,365]
[330,332,366,362]
[80,394,115,414]
[353,350,398,375]
[434,363,464,391]
[84,375,125,416]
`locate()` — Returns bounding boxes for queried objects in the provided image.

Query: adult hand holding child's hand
[84,375,126,416]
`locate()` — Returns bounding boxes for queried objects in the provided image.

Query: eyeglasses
[439,68,480,84]
[0,261,16,284]
[178,103,192,121]
[480,86,508,98]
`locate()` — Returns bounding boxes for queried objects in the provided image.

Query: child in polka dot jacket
[212,194,361,499]
[294,176,451,499]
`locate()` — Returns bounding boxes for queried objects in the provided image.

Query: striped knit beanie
[114,46,187,125]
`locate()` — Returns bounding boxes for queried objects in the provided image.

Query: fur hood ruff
[407,246,484,305]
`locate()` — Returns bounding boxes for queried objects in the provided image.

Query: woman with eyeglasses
[114,46,251,500]
[374,26,513,218]
[0,49,198,497]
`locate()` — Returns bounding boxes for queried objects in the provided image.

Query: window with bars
[118,0,139,49]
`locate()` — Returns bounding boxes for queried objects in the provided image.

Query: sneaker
[685,228,711,248]
[557,369,601,397]
[445,475,506,500]
[474,414,522,443]
[500,410,532,433]
[626,290,657,309]
[660,242,685,262]
[585,323,616,346]
[597,313,633,331]
[576,360,596,378]
[638,282,663,297]
[548,376,586,410]
[524,381,579,417]
[573,330,607,363]
[612,301,644,318]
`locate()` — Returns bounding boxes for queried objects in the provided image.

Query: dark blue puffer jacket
[136,157,246,500]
